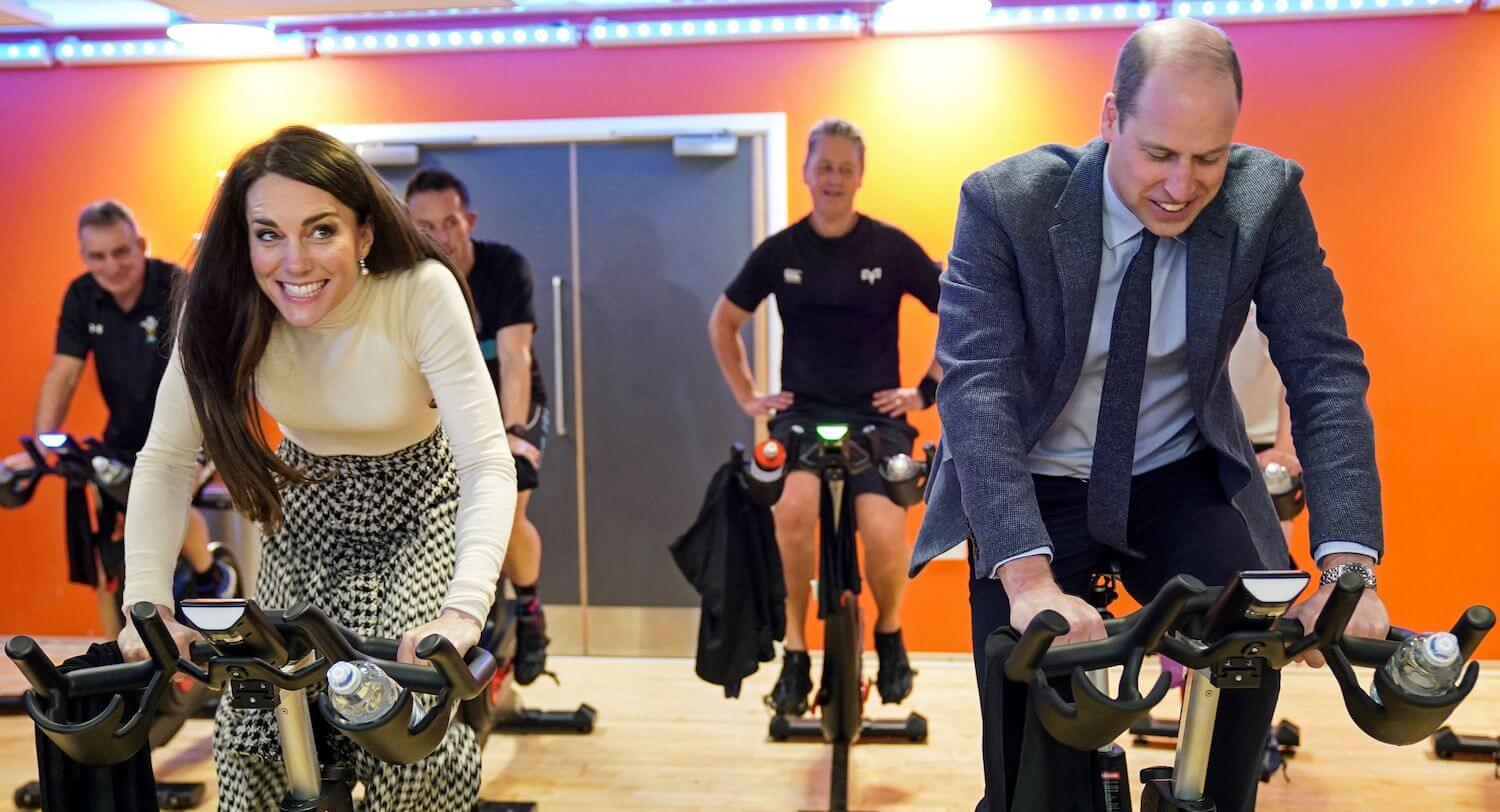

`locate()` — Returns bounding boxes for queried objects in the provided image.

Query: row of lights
[0,1,1490,69]
[316,24,576,56]
[1172,0,1471,19]
[589,13,861,46]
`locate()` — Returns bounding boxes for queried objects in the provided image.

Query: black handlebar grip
[1004,610,1071,684]
[1451,605,1496,662]
[415,634,496,700]
[129,602,181,676]
[5,635,64,699]
[730,443,746,466]
[1130,575,1206,651]
[1313,571,1366,647]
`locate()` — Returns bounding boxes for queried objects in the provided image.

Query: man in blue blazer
[913,19,1390,810]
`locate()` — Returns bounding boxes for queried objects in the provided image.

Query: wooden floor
[1,641,1496,810]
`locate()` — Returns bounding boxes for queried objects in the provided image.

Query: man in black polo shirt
[405,169,553,684]
[5,200,229,635]
[708,119,942,713]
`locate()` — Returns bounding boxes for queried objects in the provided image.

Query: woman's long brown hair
[175,125,472,530]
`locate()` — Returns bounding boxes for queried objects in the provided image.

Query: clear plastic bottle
[91,455,131,487]
[1371,632,1462,705]
[326,660,402,724]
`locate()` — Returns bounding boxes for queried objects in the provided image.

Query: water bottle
[91,455,131,487]
[326,660,403,724]
[91,455,133,504]
[1371,632,1463,705]
[880,453,923,507]
[1261,461,1304,521]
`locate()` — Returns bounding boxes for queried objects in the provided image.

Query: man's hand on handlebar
[998,555,1106,647]
[117,603,202,662]
[397,608,483,665]
[2,452,32,473]
[1285,554,1390,668]
[871,387,924,418]
[740,391,794,418]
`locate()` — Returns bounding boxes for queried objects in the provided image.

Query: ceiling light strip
[1171,0,1471,21]
[874,3,1161,34]
[315,23,579,56]
[587,12,862,47]
[53,34,311,66]
[0,39,50,68]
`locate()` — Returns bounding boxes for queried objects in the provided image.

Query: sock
[515,581,540,613]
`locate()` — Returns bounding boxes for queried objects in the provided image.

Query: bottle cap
[327,661,359,694]
[1422,633,1460,666]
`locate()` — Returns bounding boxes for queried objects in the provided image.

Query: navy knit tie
[1087,231,1160,551]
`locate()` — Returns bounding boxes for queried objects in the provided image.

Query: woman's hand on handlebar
[998,556,1106,647]
[117,603,201,662]
[740,391,794,418]
[397,608,483,665]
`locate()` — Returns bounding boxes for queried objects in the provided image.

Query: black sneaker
[765,649,813,716]
[513,603,550,686]
[875,629,915,705]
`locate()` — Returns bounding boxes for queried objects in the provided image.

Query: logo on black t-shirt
[88,323,104,335]
[140,315,159,345]
[783,268,804,285]
[860,267,883,285]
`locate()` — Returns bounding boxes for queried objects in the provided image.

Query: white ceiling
[4,0,856,30]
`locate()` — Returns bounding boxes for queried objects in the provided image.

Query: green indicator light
[815,424,849,443]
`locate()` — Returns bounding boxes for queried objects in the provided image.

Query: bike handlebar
[991,571,1494,750]
[6,600,497,767]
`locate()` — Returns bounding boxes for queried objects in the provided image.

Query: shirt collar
[1101,172,1147,250]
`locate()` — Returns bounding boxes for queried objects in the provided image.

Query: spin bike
[739,423,931,812]
[9,599,495,811]
[1,432,245,808]
[989,569,1494,811]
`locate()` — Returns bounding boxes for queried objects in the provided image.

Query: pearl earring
[359,257,369,276]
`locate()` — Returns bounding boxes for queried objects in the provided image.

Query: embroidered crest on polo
[783,267,804,284]
[860,267,883,285]
[140,314,160,344]
[88,323,104,335]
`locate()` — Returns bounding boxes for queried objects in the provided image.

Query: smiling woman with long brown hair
[116,125,517,810]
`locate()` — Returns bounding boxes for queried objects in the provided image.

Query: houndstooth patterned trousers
[212,427,483,811]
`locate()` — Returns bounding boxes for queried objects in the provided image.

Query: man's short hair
[77,200,139,237]
[1113,22,1243,125]
[806,118,866,163]
[404,166,471,209]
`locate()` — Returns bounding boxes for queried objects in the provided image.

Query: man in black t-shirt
[406,169,553,685]
[3,201,227,635]
[709,119,943,714]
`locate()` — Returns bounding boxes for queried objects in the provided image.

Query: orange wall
[0,15,1496,657]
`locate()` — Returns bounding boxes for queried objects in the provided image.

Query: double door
[379,137,761,654]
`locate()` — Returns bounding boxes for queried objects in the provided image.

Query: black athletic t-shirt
[468,239,547,411]
[54,259,181,456]
[724,215,939,404]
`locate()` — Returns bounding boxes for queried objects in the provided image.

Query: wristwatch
[1320,561,1377,591]
[505,425,528,439]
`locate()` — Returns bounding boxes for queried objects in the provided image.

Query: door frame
[323,114,788,654]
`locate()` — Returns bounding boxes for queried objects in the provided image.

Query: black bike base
[768,712,928,743]
[13,779,205,809]
[1139,776,1216,812]
[475,803,538,811]
[492,703,597,734]
[1432,726,1500,768]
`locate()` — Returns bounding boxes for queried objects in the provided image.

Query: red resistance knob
[753,439,786,471]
